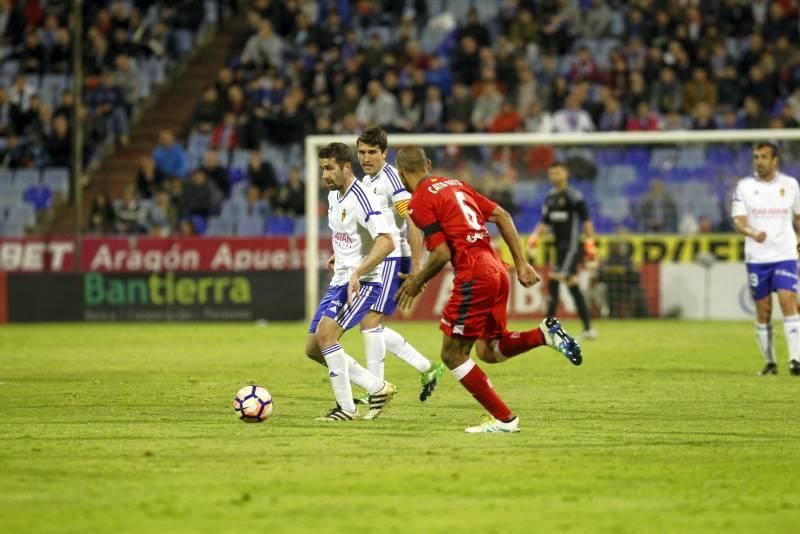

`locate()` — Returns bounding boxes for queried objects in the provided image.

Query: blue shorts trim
[309,282,382,333]
[747,260,798,301]
[372,257,412,316]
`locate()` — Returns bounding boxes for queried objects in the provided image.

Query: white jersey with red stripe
[361,163,412,258]
[327,179,394,286]
[731,171,800,263]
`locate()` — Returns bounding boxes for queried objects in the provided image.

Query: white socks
[383,326,432,373]
[450,358,475,381]
[322,344,356,414]
[362,326,386,380]
[755,323,775,364]
[345,354,383,395]
[783,316,800,362]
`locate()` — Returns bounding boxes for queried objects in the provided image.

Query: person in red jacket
[394,146,583,433]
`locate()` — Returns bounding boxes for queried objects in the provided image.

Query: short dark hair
[356,127,388,152]
[318,142,353,168]
[548,160,568,171]
[753,142,779,159]
[396,146,427,173]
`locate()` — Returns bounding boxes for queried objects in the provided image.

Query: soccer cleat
[759,362,778,376]
[353,391,370,405]
[540,317,583,366]
[316,404,358,421]
[362,381,398,420]
[581,328,598,341]
[464,415,520,433]
[790,360,800,376]
[419,362,445,402]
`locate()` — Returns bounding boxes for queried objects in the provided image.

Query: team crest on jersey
[374,188,378,194]
[780,188,785,197]
[341,209,347,221]
[558,197,566,206]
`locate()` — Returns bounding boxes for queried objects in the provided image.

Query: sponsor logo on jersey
[333,232,356,248]
[466,230,489,243]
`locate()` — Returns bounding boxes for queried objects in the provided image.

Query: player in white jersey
[355,127,445,411]
[731,142,800,376]
[305,142,398,421]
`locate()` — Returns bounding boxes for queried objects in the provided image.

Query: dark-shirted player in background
[528,162,598,340]
[394,146,582,433]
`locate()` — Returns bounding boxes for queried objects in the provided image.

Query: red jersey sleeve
[409,193,446,251]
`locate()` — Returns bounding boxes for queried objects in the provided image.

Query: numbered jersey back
[408,176,504,273]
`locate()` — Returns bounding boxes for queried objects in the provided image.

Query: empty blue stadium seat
[236,215,263,236]
[6,204,36,227]
[14,168,40,190]
[207,216,234,236]
[42,167,69,194]
[190,215,208,235]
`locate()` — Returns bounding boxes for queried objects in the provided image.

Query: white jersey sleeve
[363,163,412,258]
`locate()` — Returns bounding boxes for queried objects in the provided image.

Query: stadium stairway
[44,16,244,236]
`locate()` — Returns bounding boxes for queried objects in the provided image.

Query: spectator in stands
[650,67,684,114]
[200,149,230,197]
[488,100,523,133]
[84,32,112,76]
[149,189,178,236]
[0,135,32,169]
[181,169,219,218]
[444,82,473,133]
[450,35,480,87]
[744,64,778,112]
[508,9,538,47]
[470,81,503,132]
[568,46,602,84]
[211,111,239,150]
[0,87,21,136]
[637,179,678,233]
[47,28,71,73]
[275,166,305,217]
[524,101,554,133]
[355,79,398,130]
[247,150,278,203]
[394,88,420,133]
[112,53,139,111]
[330,81,360,128]
[715,64,742,109]
[86,71,130,145]
[136,155,164,199]
[115,186,148,234]
[683,68,718,112]
[338,112,360,135]
[421,84,444,132]
[87,191,116,235]
[553,94,595,133]
[18,31,45,74]
[459,7,491,48]
[45,115,70,167]
[599,96,626,132]
[8,74,36,112]
[242,18,284,70]
[153,129,188,179]
[740,96,768,129]
[625,102,660,131]
[581,0,612,39]
[191,86,222,134]
[244,184,270,218]
[691,102,717,130]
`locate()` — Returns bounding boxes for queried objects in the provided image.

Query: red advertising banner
[0,237,333,273]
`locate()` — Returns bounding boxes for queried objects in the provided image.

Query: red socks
[497,328,545,358]
[457,361,513,422]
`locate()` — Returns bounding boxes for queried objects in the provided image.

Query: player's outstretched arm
[395,242,451,309]
[489,206,541,287]
[348,234,395,304]
[733,215,766,242]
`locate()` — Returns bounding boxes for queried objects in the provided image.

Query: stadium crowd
[4,0,800,237]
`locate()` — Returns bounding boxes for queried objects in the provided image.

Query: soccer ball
[233,385,273,423]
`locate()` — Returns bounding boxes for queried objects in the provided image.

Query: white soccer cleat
[315,404,358,421]
[465,415,520,433]
[362,381,398,420]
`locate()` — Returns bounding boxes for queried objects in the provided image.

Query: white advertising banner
[660,263,756,320]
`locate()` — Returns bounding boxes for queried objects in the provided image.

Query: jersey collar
[364,163,388,183]
[337,178,358,203]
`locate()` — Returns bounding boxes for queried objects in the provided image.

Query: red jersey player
[394,146,582,433]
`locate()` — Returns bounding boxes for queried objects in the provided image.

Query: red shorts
[439,269,509,340]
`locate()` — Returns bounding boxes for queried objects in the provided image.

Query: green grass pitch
[1,320,799,533]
